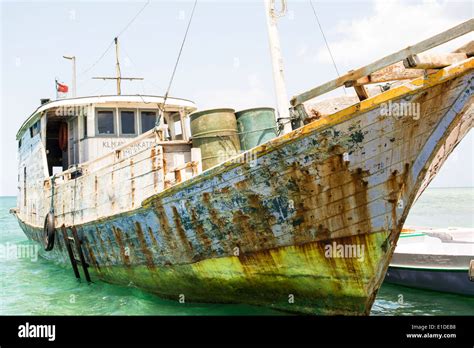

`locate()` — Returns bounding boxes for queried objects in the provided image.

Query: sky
[0,0,473,196]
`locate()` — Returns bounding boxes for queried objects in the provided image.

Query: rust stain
[111,171,115,211]
[94,175,98,207]
[190,207,212,248]
[106,235,118,262]
[171,206,194,253]
[84,235,101,272]
[287,152,371,243]
[147,226,160,250]
[130,159,135,208]
[154,201,177,251]
[175,170,182,183]
[231,193,277,251]
[134,222,155,269]
[94,227,109,261]
[112,226,131,267]
[385,163,410,232]
[150,147,159,191]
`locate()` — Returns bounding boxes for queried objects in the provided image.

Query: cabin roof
[16,94,197,140]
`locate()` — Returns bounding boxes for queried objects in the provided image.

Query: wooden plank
[404,52,468,69]
[354,61,425,86]
[291,18,474,106]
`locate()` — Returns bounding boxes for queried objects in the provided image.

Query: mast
[63,55,76,97]
[264,0,292,134]
[114,37,122,95]
[92,37,143,95]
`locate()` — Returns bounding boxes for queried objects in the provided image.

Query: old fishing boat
[10,5,474,314]
[386,227,474,296]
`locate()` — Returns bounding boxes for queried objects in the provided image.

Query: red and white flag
[56,81,69,93]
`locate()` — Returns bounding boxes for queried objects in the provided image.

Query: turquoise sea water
[1,188,473,315]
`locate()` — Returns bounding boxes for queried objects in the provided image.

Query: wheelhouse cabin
[16,95,198,227]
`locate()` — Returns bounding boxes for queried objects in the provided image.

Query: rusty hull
[16,59,474,315]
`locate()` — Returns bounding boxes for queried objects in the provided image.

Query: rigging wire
[79,40,114,77]
[154,0,197,128]
[116,0,151,38]
[120,45,147,94]
[78,0,151,78]
[162,0,198,106]
[309,0,346,95]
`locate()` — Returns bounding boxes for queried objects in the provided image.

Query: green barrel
[235,107,278,151]
[190,108,241,170]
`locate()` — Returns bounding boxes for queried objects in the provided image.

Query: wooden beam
[353,61,425,86]
[403,52,468,69]
[291,18,474,106]
[453,40,474,56]
[354,85,369,101]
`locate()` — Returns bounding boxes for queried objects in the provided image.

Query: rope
[309,0,346,95]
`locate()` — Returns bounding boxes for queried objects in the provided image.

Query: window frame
[29,120,41,138]
[118,108,138,137]
[139,109,159,134]
[95,108,116,137]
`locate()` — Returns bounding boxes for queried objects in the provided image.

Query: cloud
[316,0,473,69]
[191,73,273,111]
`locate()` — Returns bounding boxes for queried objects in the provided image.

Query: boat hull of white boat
[386,228,474,296]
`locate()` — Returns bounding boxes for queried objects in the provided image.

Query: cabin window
[18,139,22,149]
[29,120,41,138]
[96,110,115,135]
[120,110,136,135]
[83,116,88,138]
[140,111,157,133]
[173,115,183,137]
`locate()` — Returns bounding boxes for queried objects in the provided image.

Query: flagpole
[55,78,58,100]
[63,55,77,97]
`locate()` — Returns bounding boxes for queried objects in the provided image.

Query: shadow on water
[1,193,472,316]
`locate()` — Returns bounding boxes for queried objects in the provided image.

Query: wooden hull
[16,59,474,315]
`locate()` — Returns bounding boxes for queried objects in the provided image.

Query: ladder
[61,225,91,283]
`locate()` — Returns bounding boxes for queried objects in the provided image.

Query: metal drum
[235,107,277,151]
[190,108,241,170]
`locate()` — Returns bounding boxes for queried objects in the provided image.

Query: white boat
[386,227,474,296]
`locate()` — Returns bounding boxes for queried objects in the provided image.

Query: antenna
[92,37,143,95]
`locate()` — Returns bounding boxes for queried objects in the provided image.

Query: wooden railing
[291,19,474,106]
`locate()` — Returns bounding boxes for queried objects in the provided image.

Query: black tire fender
[43,212,55,251]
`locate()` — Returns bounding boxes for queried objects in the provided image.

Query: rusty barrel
[235,107,278,151]
[190,108,241,170]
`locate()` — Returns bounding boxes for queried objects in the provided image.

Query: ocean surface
[1,188,473,315]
